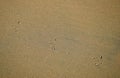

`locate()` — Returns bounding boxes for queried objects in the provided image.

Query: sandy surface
[0,0,120,78]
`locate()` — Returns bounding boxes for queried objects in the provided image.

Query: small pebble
[95,63,99,66]
[100,56,102,59]
[17,21,21,24]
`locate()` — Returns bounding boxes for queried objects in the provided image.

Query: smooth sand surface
[0,0,120,78]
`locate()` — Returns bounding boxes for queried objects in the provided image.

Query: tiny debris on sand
[92,57,96,59]
[17,21,21,24]
[95,63,99,66]
[100,56,102,59]
[54,38,57,41]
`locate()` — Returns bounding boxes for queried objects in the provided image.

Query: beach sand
[0,0,120,78]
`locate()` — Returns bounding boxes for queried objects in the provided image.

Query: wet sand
[0,0,120,78]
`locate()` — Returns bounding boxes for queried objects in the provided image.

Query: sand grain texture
[0,0,120,78]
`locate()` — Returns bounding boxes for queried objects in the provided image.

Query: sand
[0,0,120,78]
